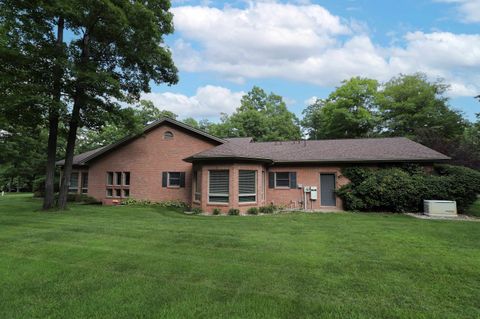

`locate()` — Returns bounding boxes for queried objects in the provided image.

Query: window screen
[209,170,229,203]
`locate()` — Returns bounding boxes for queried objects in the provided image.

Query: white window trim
[274,172,290,189]
[238,170,257,204]
[207,170,229,205]
[167,172,181,188]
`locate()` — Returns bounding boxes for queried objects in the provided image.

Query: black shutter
[289,172,297,189]
[269,172,275,188]
[162,172,168,187]
[180,172,186,188]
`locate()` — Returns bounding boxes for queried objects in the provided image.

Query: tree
[302,77,380,139]
[0,0,65,205]
[57,1,178,209]
[378,73,465,140]
[217,87,301,141]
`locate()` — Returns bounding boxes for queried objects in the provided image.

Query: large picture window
[208,170,229,203]
[239,170,256,203]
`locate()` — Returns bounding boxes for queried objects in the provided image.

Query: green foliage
[227,208,240,216]
[52,194,100,204]
[121,198,188,210]
[191,207,202,215]
[212,208,221,215]
[337,165,480,213]
[302,77,380,139]
[259,205,276,214]
[209,87,302,141]
[247,207,259,215]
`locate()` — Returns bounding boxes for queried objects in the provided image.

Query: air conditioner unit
[423,200,457,217]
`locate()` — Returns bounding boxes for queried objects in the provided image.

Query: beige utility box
[423,200,457,217]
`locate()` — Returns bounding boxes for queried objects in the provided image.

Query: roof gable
[57,117,225,166]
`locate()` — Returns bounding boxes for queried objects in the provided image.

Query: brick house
[58,117,449,213]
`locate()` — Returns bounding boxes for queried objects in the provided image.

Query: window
[115,172,122,185]
[239,170,256,203]
[269,172,297,189]
[68,172,79,193]
[194,170,201,201]
[262,171,266,200]
[107,172,114,185]
[208,170,229,203]
[168,172,181,187]
[275,172,290,188]
[81,172,88,194]
[162,172,185,188]
[106,171,130,198]
[123,172,130,186]
[164,131,174,140]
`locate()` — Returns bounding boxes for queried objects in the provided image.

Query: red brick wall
[85,123,219,204]
[194,163,266,214]
[266,166,350,211]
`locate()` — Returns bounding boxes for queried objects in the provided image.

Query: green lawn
[1,194,479,319]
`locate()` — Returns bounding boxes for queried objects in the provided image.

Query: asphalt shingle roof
[186,137,450,163]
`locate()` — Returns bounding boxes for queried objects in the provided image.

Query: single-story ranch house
[58,117,449,213]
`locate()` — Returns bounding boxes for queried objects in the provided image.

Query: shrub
[247,207,258,215]
[191,207,202,215]
[337,164,480,213]
[121,198,188,210]
[212,208,221,215]
[259,205,276,214]
[54,194,101,204]
[228,208,240,216]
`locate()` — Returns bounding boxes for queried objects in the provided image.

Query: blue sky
[143,0,480,121]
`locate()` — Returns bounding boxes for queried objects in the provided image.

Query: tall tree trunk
[43,17,64,210]
[57,34,89,210]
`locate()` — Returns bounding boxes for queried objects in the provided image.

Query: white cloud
[437,0,480,23]
[141,85,244,118]
[171,2,480,97]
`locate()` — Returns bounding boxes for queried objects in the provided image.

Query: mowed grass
[0,194,479,319]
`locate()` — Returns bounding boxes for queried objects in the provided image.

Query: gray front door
[320,174,336,206]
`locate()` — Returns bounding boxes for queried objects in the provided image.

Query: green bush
[54,193,101,204]
[247,207,258,215]
[228,208,240,216]
[337,164,480,213]
[259,205,276,214]
[212,208,221,215]
[191,207,202,215]
[121,198,188,210]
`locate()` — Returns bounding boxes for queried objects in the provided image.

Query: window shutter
[162,172,167,187]
[180,172,186,188]
[269,172,275,188]
[289,172,297,189]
